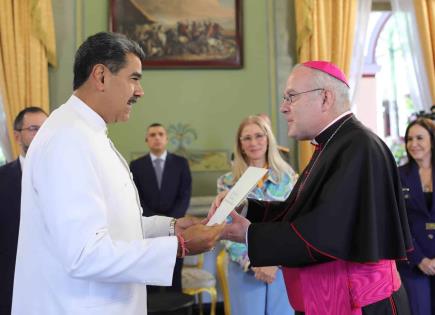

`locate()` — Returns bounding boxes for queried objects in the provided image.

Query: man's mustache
[128,97,138,105]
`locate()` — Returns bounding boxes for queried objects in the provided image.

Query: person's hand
[207,191,229,220]
[220,211,251,243]
[175,216,202,234]
[418,257,435,276]
[182,223,225,255]
[430,258,435,273]
[252,266,278,284]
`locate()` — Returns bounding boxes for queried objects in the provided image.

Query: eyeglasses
[16,125,41,133]
[282,88,324,104]
[240,133,267,143]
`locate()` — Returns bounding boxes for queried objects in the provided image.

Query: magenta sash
[283,260,401,315]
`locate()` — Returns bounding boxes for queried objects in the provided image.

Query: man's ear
[91,64,105,92]
[321,89,335,112]
[13,130,21,144]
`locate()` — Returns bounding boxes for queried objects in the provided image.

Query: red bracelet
[176,234,189,258]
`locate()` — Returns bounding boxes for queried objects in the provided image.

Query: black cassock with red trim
[246,114,413,314]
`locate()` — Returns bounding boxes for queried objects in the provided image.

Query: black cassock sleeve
[245,199,282,222]
[246,200,333,267]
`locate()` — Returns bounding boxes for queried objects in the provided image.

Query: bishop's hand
[219,210,251,243]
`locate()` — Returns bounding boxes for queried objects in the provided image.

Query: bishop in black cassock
[214,61,413,315]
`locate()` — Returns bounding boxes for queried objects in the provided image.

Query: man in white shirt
[12,32,223,315]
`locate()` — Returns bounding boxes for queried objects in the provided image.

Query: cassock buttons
[428,234,434,240]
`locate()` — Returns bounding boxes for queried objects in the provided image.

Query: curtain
[0,0,56,158]
[348,0,373,103]
[0,94,12,163]
[413,0,434,105]
[390,0,433,111]
[294,0,357,170]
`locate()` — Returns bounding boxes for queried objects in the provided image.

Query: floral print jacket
[217,168,297,271]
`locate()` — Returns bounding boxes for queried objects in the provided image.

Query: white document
[207,166,268,226]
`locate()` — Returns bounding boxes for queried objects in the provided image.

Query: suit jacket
[398,161,435,267]
[130,153,192,218]
[12,95,177,315]
[0,159,21,312]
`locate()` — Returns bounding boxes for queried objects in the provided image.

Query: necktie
[154,158,163,189]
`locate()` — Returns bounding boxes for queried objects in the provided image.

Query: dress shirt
[150,151,167,168]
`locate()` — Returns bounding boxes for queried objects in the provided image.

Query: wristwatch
[169,218,177,236]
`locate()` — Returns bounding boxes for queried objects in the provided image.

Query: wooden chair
[182,254,217,315]
[216,248,231,315]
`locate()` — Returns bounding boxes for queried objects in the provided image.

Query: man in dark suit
[130,123,192,291]
[0,107,47,314]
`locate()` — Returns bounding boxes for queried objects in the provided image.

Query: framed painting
[110,0,243,69]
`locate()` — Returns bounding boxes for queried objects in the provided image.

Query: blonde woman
[217,115,297,315]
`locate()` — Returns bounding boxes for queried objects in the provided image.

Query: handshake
[174,191,251,257]
[173,217,223,257]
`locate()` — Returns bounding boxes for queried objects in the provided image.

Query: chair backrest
[183,253,204,269]
[182,253,216,291]
[216,248,231,315]
[182,253,217,315]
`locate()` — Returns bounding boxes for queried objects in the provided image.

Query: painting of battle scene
[110,0,243,68]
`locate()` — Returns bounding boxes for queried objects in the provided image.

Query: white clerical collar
[68,94,107,134]
[150,151,167,162]
[312,111,352,145]
[19,155,25,167]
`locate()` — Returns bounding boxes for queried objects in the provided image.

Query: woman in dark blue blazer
[398,117,435,315]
